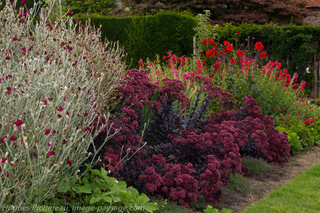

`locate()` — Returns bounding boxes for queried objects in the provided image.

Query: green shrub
[43,165,158,212]
[275,126,302,155]
[74,10,197,68]
[65,0,117,15]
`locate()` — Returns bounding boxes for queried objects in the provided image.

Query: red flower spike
[67,160,73,166]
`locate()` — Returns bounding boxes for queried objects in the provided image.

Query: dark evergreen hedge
[74,11,197,68]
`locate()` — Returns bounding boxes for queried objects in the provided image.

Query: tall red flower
[202,39,207,45]
[237,49,245,56]
[230,58,236,64]
[208,38,215,45]
[206,50,213,57]
[255,42,263,50]
[213,64,220,70]
[260,51,267,59]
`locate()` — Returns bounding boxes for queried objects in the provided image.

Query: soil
[211,146,320,213]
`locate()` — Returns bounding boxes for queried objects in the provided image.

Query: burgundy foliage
[89,69,291,208]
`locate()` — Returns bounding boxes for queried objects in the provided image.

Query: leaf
[203,205,219,213]
[91,182,102,196]
[79,184,92,194]
[111,195,121,203]
[90,195,102,204]
[57,181,72,193]
[102,194,113,203]
[136,193,150,206]
[144,202,158,212]
[91,169,102,177]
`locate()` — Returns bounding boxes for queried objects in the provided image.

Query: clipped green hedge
[214,23,320,94]
[74,10,197,68]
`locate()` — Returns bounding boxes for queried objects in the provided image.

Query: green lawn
[242,163,320,213]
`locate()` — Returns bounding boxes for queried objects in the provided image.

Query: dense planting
[92,67,291,207]
[2,1,320,212]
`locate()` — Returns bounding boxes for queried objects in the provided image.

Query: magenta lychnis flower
[33,152,38,159]
[12,37,18,41]
[45,129,50,135]
[14,120,23,127]
[66,11,73,17]
[1,158,8,163]
[83,126,91,131]
[1,136,7,143]
[47,151,56,157]
[58,106,64,111]
[47,151,55,157]
[10,136,17,141]
[67,160,73,166]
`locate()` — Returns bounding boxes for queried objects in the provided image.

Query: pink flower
[5,56,10,60]
[62,139,67,144]
[83,56,87,60]
[45,129,50,135]
[29,45,34,51]
[72,60,77,66]
[42,99,47,105]
[14,120,23,127]
[57,114,62,118]
[0,167,1,172]
[84,112,88,117]
[83,126,91,131]
[47,142,51,146]
[1,136,7,143]
[58,106,64,111]
[33,152,38,159]
[10,136,17,141]
[1,158,7,163]
[47,151,55,157]
[67,160,73,166]
[20,90,24,93]
[63,97,66,101]
[12,37,18,41]
[3,173,9,178]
